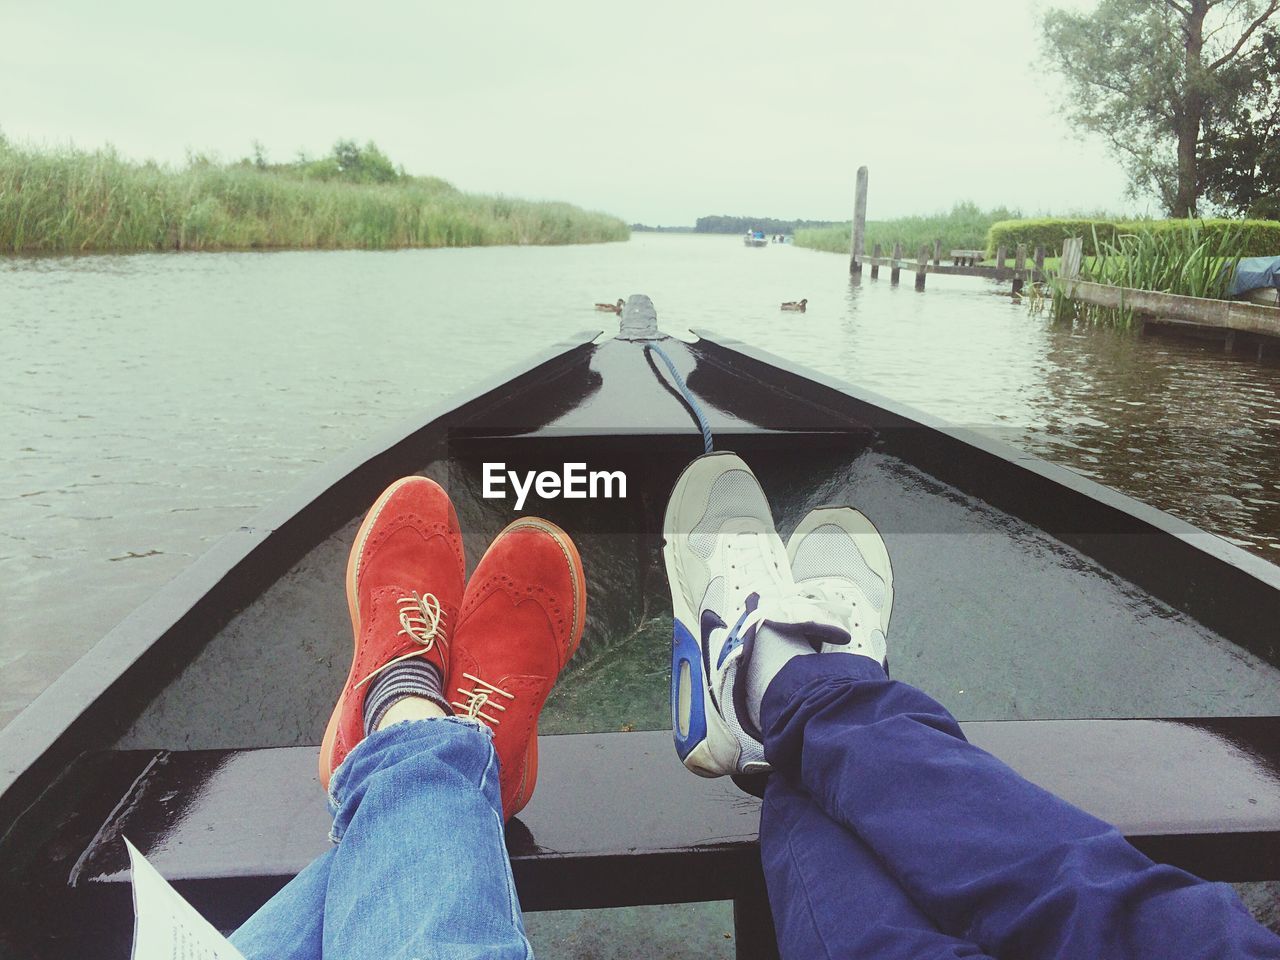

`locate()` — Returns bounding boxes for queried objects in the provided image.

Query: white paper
[126,839,246,960]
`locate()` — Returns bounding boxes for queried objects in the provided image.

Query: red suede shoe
[319,476,465,790]
[450,518,586,820]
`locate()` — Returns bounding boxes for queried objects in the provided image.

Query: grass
[0,138,629,253]
[1049,223,1243,327]
[793,202,1019,257]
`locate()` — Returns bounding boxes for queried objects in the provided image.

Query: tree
[1200,26,1280,215]
[1042,0,1280,216]
[330,139,400,184]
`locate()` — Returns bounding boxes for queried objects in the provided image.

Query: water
[4,233,1280,730]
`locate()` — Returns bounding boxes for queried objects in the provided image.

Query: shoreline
[0,140,630,254]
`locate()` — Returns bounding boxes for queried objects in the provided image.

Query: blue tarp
[1227,256,1280,297]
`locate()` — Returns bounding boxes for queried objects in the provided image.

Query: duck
[780,298,808,312]
[594,298,625,314]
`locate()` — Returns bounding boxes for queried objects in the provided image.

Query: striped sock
[363,660,451,736]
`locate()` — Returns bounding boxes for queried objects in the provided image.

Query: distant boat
[743,230,767,248]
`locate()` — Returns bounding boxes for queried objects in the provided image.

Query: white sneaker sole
[663,451,757,778]
[786,507,894,635]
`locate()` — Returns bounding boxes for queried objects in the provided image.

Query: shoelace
[801,580,861,623]
[354,591,445,690]
[800,579,881,652]
[725,528,787,583]
[451,673,515,725]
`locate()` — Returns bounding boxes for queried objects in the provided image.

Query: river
[4,232,1279,731]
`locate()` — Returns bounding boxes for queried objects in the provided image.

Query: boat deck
[119,442,1280,753]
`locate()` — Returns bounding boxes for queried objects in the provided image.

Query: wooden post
[915,244,929,290]
[1034,244,1045,281]
[849,166,868,277]
[995,244,1006,280]
[933,239,942,266]
[1013,243,1027,295]
[890,242,902,285]
[871,242,882,280]
[1061,237,1083,297]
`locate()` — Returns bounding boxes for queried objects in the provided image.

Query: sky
[0,0,1148,225]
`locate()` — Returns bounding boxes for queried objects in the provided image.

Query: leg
[324,717,530,958]
[234,477,584,958]
[660,455,1279,960]
[760,775,993,960]
[762,654,1280,960]
[232,718,529,960]
[230,851,332,960]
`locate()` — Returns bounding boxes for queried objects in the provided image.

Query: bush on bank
[986,218,1280,258]
[0,139,629,253]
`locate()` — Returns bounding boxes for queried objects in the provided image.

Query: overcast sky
[2,0,1147,225]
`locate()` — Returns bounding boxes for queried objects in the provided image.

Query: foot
[319,476,466,790]
[663,453,848,777]
[449,518,586,820]
[786,507,894,667]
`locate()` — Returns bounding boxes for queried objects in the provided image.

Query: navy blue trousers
[759,654,1280,960]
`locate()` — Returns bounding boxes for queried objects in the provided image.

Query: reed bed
[0,141,629,253]
[793,202,1017,257]
[1050,223,1242,327]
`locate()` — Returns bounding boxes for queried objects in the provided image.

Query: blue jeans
[760,654,1280,960]
[231,717,531,960]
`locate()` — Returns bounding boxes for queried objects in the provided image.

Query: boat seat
[68,720,1280,960]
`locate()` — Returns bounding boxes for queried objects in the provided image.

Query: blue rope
[647,343,714,453]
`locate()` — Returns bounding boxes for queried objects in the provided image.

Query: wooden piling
[1061,238,1084,296]
[915,245,929,291]
[871,242,882,280]
[933,239,942,266]
[1013,243,1027,295]
[1034,245,1045,281]
[849,166,868,277]
[995,245,1006,280]
[891,242,902,285]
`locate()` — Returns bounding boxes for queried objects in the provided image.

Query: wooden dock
[1055,237,1280,358]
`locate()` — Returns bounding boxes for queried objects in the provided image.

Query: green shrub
[987,217,1280,258]
[1132,218,1280,257]
[986,219,1119,257]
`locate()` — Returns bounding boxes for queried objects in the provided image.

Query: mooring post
[849,166,868,277]
[995,245,1006,280]
[891,242,902,285]
[1061,237,1083,297]
[933,239,942,266]
[915,245,929,291]
[1013,243,1027,295]
[871,242,882,280]
[1034,244,1045,282]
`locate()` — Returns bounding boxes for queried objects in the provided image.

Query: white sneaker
[664,453,848,777]
[786,507,894,668]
